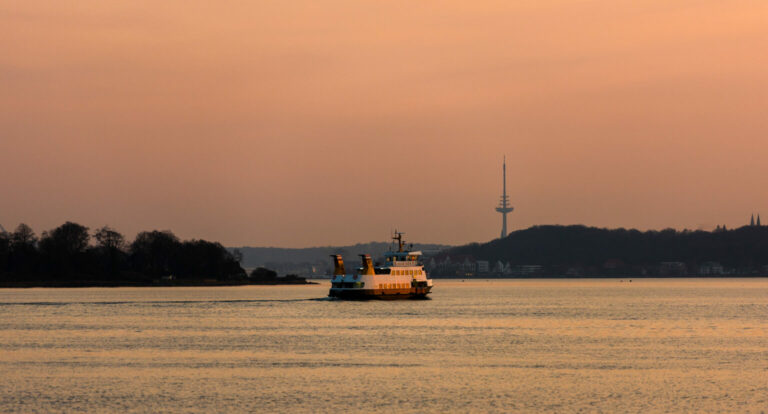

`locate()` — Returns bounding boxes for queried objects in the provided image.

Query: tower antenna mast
[495,156,514,238]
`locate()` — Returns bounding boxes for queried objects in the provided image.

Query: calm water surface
[1,279,766,412]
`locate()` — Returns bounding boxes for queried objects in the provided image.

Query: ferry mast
[495,156,514,238]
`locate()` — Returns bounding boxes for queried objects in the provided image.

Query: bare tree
[11,223,37,248]
[94,226,126,251]
[232,248,243,264]
[40,222,89,255]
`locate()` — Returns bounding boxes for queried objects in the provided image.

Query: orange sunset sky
[1,1,767,247]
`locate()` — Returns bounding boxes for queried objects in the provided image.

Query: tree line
[445,224,768,276]
[0,222,246,284]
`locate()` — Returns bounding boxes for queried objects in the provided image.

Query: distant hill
[440,225,768,276]
[231,242,451,276]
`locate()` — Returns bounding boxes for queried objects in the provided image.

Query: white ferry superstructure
[328,232,433,300]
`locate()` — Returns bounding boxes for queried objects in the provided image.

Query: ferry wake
[328,232,433,300]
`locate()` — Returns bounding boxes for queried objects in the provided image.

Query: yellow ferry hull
[328,287,431,300]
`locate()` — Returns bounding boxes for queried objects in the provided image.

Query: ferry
[328,232,433,300]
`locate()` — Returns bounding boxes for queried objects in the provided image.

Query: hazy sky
[1,1,767,247]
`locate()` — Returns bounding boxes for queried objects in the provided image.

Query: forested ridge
[445,225,768,276]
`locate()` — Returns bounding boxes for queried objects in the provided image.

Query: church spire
[750,214,755,226]
[758,214,762,227]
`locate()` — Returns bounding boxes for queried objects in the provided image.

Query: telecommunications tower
[495,156,514,238]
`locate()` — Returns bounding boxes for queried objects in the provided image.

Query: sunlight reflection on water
[1,279,766,412]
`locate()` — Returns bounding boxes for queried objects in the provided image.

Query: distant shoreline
[0,279,318,288]
[428,274,768,279]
